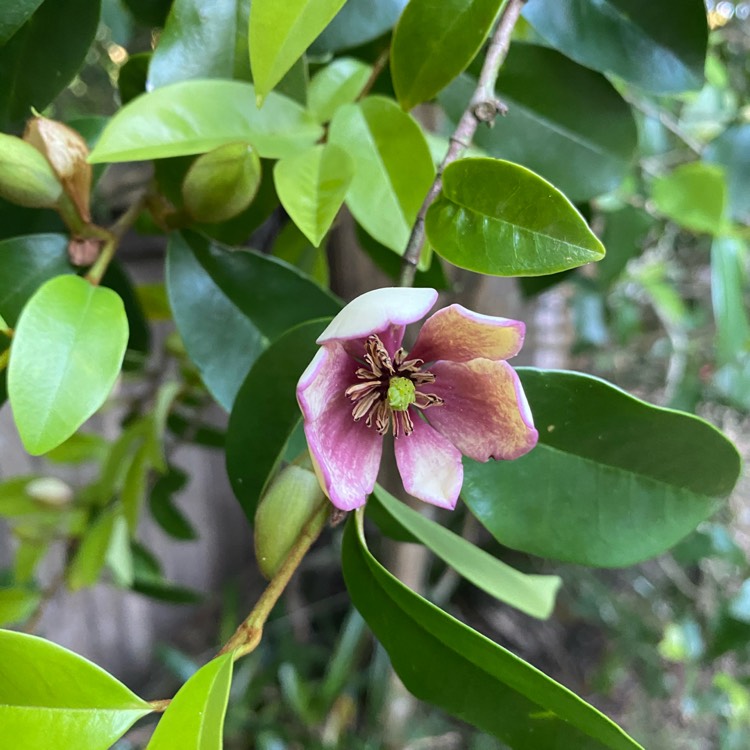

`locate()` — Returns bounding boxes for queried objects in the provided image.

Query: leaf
[711,236,750,365]
[311,0,407,53]
[522,0,708,95]
[8,275,129,455]
[0,0,44,45]
[250,0,347,100]
[147,380,182,472]
[121,443,151,534]
[106,513,134,587]
[308,57,372,123]
[0,0,101,129]
[45,432,108,465]
[0,587,41,626]
[89,80,323,163]
[149,467,197,541]
[147,654,233,749]
[371,486,561,619]
[0,234,73,326]
[148,0,251,88]
[274,143,354,246]
[651,162,728,235]
[462,369,742,567]
[166,232,265,412]
[597,207,653,288]
[439,44,638,201]
[272,222,330,287]
[391,0,502,110]
[328,96,435,265]
[119,52,151,104]
[705,124,750,224]
[0,629,151,750]
[342,512,644,749]
[67,506,118,591]
[226,318,330,521]
[426,158,604,276]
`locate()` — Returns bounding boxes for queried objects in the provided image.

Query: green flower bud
[0,133,62,208]
[254,464,324,579]
[182,141,261,223]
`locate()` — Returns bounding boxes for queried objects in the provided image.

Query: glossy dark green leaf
[328,96,434,263]
[9,275,129,455]
[226,318,330,521]
[651,162,727,235]
[118,52,151,105]
[463,369,742,567]
[0,234,73,326]
[439,44,638,201]
[426,158,604,276]
[391,0,502,110]
[342,512,643,749]
[0,0,101,130]
[147,654,233,749]
[0,630,152,750]
[272,222,330,287]
[166,232,264,411]
[89,80,322,163]
[0,0,44,44]
[711,236,750,365]
[311,0,407,53]
[149,466,197,540]
[308,57,371,123]
[705,125,750,224]
[250,0,347,100]
[122,0,171,27]
[372,486,561,619]
[523,0,707,95]
[148,0,250,88]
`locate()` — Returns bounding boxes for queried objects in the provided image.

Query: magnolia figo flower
[296,287,538,511]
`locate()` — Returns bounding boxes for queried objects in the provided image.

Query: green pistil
[387,377,416,411]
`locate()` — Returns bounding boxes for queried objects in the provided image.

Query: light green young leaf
[106,513,134,587]
[122,443,151,534]
[0,630,152,750]
[0,588,41,626]
[67,506,118,591]
[308,58,371,123]
[8,275,129,455]
[371,486,561,619]
[147,654,234,749]
[250,0,347,101]
[273,143,354,246]
[711,236,750,365]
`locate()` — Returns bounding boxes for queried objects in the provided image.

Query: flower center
[344,334,444,438]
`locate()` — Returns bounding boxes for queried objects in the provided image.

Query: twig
[398,0,527,287]
[358,47,391,102]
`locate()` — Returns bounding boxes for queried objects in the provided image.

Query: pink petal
[317,287,438,348]
[426,359,538,462]
[297,342,383,511]
[394,416,463,510]
[410,304,525,364]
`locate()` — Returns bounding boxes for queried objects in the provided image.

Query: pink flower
[296,287,538,511]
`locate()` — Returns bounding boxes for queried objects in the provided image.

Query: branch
[398,0,527,287]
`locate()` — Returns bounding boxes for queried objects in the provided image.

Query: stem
[398,0,527,287]
[358,47,391,102]
[218,501,330,660]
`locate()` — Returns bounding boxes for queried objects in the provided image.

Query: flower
[296,287,538,511]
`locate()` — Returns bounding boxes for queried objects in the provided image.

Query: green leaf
[272,222,330,287]
[0,0,101,129]
[0,0,44,45]
[8,275,129,455]
[147,380,182,473]
[149,467,197,541]
[523,0,707,95]
[391,0,502,110]
[0,587,41,626]
[148,0,251,88]
[711,236,750,365]
[226,318,330,521]
[147,654,233,749]
[426,158,604,276]
[705,124,750,224]
[342,513,643,749]
[166,232,265,411]
[274,143,354,246]
[0,629,151,750]
[106,513,134,587]
[121,443,151,534]
[371,486,561,619]
[463,369,742,567]
[118,52,151,105]
[0,234,73,326]
[308,57,372,123]
[250,0,347,100]
[439,45,638,201]
[89,80,322,163]
[597,207,653,288]
[67,506,118,591]
[46,432,108,465]
[651,162,728,235]
[328,96,435,265]
[311,0,407,53]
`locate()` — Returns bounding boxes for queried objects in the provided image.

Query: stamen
[352,390,381,421]
[414,392,444,409]
[345,380,380,400]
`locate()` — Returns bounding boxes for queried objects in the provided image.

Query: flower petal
[410,304,525,364]
[427,359,538,461]
[298,343,382,510]
[394,416,463,509]
[317,287,438,347]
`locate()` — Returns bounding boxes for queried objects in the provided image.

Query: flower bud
[26,477,74,506]
[24,115,92,223]
[254,464,324,579]
[0,133,62,208]
[182,142,261,223]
